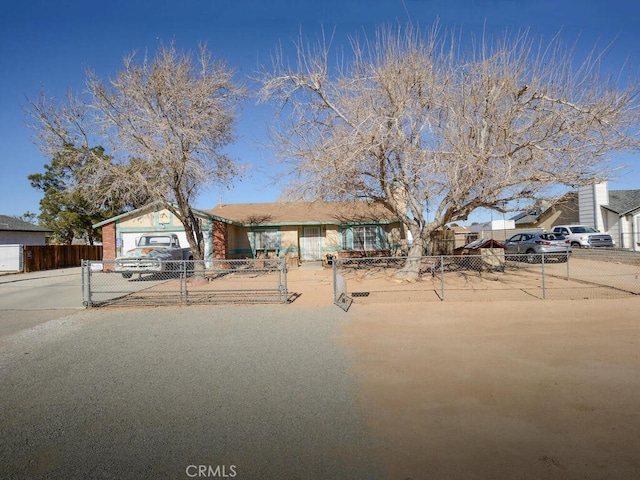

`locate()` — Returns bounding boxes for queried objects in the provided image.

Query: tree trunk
[181,215,206,279]
[170,198,207,279]
[395,232,426,280]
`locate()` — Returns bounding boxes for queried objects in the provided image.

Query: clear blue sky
[1,0,639,221]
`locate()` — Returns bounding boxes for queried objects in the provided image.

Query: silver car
[504,232,571,262]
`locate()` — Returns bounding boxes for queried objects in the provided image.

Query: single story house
[95,201,405,265]
[208,201,404,265]
[580,182,640,251]
[0,215,52,245]
[511,193,579,230]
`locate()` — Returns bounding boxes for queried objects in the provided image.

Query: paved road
[0,268,85,337]
[0,304,383,480]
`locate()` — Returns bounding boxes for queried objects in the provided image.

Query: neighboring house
[95,201,404,265]
[0,215,51,245]
[0,215,52,272]
[208,201,403,265]
[468,193,579,241]
[579,182,640,251]
[469,219,520,243]
[505,182,640,251]
[512,193,579,230]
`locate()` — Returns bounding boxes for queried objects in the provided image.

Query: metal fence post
[566,247,571,281]
[280,258,288,304]
[332,259,338,304]
[440,255,445,301]
[180,269,186,305]
[541,253,546,300]
[81,260,86,306]
[84,260,93,307]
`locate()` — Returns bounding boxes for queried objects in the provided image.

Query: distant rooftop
[0,215,51,232]
[605,189,640,214]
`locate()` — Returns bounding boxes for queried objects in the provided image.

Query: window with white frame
[254,229,279,250]
[352,225,379,251]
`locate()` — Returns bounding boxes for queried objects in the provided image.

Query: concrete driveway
[0,268,85,337]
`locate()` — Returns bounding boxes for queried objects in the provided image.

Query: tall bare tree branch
[26,41,246,263]
[259,23,640,278]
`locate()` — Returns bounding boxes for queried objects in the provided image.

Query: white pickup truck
[115,233,193,278]
[551,225,614,248]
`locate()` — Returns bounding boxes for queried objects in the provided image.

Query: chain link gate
[82,258,288,307]
[331,250,640,308]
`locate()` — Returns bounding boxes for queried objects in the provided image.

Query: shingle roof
[0,215,51,232]
[605,189,640,214]
[208,201,399,226]
[513,212,539,225]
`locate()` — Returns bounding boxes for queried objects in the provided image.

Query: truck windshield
[138,236,172,247]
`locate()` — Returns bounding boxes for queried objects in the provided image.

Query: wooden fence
[23,245,103,272]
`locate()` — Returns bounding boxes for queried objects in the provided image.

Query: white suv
[551,225,614,248]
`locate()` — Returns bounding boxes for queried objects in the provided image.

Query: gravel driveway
[0,305,383,479]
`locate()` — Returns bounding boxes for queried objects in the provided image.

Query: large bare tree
[27,42,245,262]
[259,24,640,277]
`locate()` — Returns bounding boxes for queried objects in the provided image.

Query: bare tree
[259,24,640,278]
[26,42,245,263]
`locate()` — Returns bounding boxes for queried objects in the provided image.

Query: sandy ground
[340,298,640,480]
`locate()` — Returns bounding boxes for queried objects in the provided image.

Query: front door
[302,227,322,261]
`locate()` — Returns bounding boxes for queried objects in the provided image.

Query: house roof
[0,215,51,232]
[92,201,233,228]
[604,189,640,215]
[513,211,540,225]
[209,201,399,226]
[511,192,578,227]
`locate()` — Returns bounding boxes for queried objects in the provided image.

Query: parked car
[551,225,615,248]
[504,232,571,262]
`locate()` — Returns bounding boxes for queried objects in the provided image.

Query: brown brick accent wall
[212,220,228,259]
[101,222,117,265]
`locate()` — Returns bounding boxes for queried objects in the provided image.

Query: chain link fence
[82,258,288,307]
[332,250,640,309]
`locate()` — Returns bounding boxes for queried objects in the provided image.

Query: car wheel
[570,241,582,248]
[526,249,537,263]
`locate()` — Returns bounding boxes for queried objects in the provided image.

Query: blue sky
[1,0,639,222]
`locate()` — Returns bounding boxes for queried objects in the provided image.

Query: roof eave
[238,219,399,227]
[92,201,237,229]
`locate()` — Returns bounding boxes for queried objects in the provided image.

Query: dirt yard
[338,297,640,480]
[287,266,640,479]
